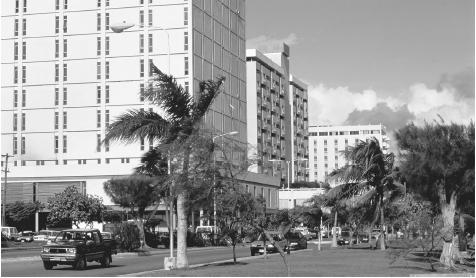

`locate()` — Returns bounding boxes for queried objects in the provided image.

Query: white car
[33,230,58,241]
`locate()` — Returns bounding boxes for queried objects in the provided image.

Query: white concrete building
[246,44,309,187]
[278,188,325,210]
[308,124,390,183]
[1,0,250,230]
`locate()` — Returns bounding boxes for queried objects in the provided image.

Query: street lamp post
[111,21,174,269]
[212,131,238,245]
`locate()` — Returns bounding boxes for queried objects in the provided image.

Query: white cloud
[246,33,298,53]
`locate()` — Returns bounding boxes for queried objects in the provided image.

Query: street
[1,246,253,277]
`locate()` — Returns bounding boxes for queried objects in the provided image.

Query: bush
[106,222,141,252]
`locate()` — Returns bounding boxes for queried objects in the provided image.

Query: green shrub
[117,222,141,251]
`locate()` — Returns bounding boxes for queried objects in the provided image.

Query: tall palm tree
[105,66,225,268]
[327,138,403,250]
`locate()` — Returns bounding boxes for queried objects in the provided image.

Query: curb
[119,248,313,277]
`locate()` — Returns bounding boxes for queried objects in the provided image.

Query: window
[63,0,67,9]
[350,131,359,135]
[97,86,101,103]
[15,0,19,13]
[97,0,101,7]
[325,163,328,168]
[21,90,26,107]
[105,61,109,79]
[63,39,67,57]
[148,137,153,150]
[140,59,144,77]
[97,110,101,128]
[324,156,328,161]
[105,13,109,30]
[105,36,110,55]
[184,81,189,93]
[106,0,109,6]
[63,63,67,81]
[139,10,144,26]
[148,34,153,52]
[184,57,189,75]
[184,32,188,51]
[55,88,59,105]
[105,85,109,103]
[139,34,144,53]
[54,135,59,153]
[14,42,18,60]
[55,64,59,81]
[13,90,18,107]
[22,66,26,83]
[63,16,67,33]
[318,132,328,136]
[140,83,144,101]
[105,139,109,152]
[105,110,109,127]
[63,160,67,165]
[23,0,26,12]
[63,135,67,153]
[148,59,153,77]
[96,134,101,152]
[148,9,152,26]
[184,7,188,25]
[324,140,327,145]
[63,88,67,105]
[22,19,26,35]
[54,111,59,129]
[14,66,18,83]
[97,62,101,79]
[97,13,101,31]
[55,16,59,33]
[55,39,59,58]
[55,0,59,10]
[97,37,101,55]
[21,136,26,154]
[13,114,18,131]
[13,137,18,155]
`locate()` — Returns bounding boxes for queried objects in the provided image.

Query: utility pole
[2,153,13,226]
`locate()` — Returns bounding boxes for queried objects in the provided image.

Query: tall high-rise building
[308,124,390,183]
[246,44,309,186]
[1,0,247,217]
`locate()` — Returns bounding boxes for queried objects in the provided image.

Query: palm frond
[134,147,169,177]
[104,109,169,144]
[353,188,377,207]
[191,76,226,122]
[143,71,192,123]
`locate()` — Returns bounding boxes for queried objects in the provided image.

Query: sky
[246,0,474,139]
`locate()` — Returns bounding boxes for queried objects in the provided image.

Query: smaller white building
[308,124,390,183]
[278,188,325,209]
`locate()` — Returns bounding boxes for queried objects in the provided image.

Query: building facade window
[148,34,153,52]
[55,39,59,58]
[22,66,26,83]
[55,16,59,33]
[97,13,101,31]
[13,137,18,155]
[105,85,110,103]
[23,0,27,12]
[54,111,59,129]
[96,134,101,152]
[63,0,67,9]
[63,39,67,57]
[63,63,67,81]
[184,57,189,75]
[184,32,188,51]
[13,90,18,107]
[105,36,110,55]
[56,111,65,129]
[139,34,144,53]
[14,66,18,83]
[140,83,144,101]
[148,9,152,26]
[13,114,18,131]
[105,110,109,127]
[22,89,26,107]
[21,136,25,154]
[22,41,26,59]
[97,37,101,55]
[184,7,188,25]
[105,61,110,79]
[105,13,109,30]
[140,137,145,151]
[97,0,101,7]
[148,59,153,77]
[63,16,67,33]
[54,135,59,153]
[63,88,67,105]
[105,139,109,152]
[14,42,18,60]
[97,110,101,128]
[97,61,101,79]
[55,64,59,81]
[22,19,26,35]
[139,10,144,26]
[97,86,101,103]
[63,135,67,153]
[55,0,59,10]
[55,88,59,105]
[15,0,19,13]
[140,59,144,77]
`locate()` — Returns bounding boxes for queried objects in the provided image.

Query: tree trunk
[379,204,386,250]
[438,183,457,268]
[135,218,149,249]
[232,244,236,264]
[331,211,338,248]
[176,191,189,268]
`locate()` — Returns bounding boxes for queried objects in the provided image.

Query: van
[1,226,19,241]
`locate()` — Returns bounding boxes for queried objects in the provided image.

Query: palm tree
[105,66,225,268]
[327,138,403,250]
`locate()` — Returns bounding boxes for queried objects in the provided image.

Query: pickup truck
[40,229,117,270]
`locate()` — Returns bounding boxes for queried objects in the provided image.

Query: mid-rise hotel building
[1,0,280,229]
[246,44,309,186]
[308,124,390,183]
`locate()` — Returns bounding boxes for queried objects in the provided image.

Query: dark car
[40,229,117,270]
[250,232,287,256]
[286,231,307,250]
[352,233,369,244]
[337,231,352,245]
[16,231,35,242]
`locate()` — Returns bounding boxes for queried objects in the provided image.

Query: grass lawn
[141,243,474,277]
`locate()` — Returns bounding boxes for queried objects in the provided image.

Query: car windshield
[341,231,351,237]
[287,233,301,240]
[55,231,90,241]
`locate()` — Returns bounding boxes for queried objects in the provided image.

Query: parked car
[1,226,20,241]
[34,230,57,241]
[101,232,112,239]
[293,227,314,241]
[353,233,369,244]
[286,231,308,250]
[16,231,35,242]
[337,230,352,245]
[40,229,117,270]
[250,232,287,256]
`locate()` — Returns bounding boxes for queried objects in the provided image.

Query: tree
[396,120,474,267]
[103,175,162,249]
[47,185,105,228]
[327,138,404,250]
[6,201,42,229]
[105,66,225,268]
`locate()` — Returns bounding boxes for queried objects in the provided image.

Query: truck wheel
[74,256,86,270]
[43,262,53,270]
[101,254,111,268]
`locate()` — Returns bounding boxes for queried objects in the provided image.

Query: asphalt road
[1,246,254,277]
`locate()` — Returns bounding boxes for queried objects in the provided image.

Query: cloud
[437,67,475,100]
[246,33,298,53]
